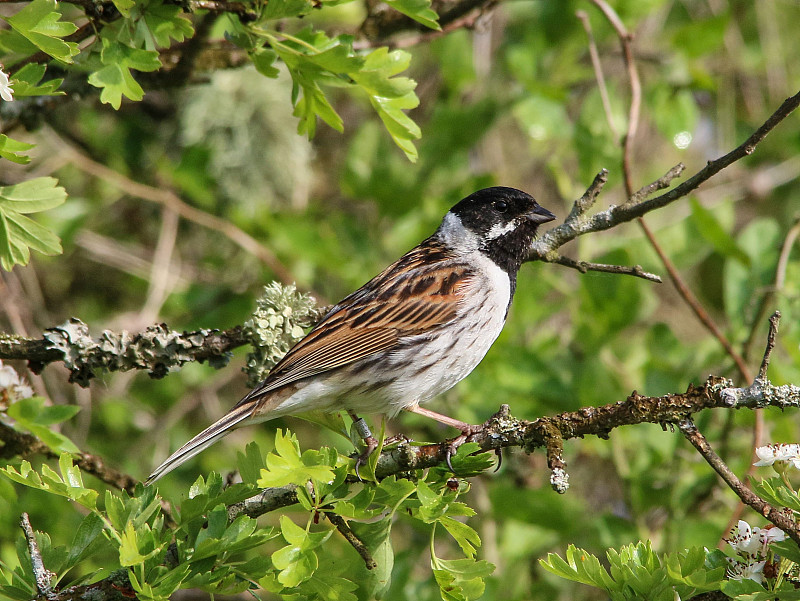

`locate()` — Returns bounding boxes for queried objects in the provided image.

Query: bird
[146,187,555,483]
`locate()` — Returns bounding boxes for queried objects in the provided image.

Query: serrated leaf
[88,38,161,109]
[440,517,480,558]
[11,64,64,97]
[142,3,194,47]
[4,0,79,62]
[257,429,336,487]
[0,135,34,165]
[0,177,66,270]
[383,0,440,30]
[1,455,98,509]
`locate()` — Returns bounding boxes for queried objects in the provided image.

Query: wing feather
[238,240,474,405]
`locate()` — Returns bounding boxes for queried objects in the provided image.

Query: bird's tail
[145,403,256,485]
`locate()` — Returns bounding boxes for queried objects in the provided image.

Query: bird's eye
[494,200,508,213]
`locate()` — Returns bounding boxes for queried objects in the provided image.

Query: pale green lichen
[242,282,324,386]
[42,319,230,386]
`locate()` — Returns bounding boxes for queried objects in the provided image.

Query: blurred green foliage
[2,0,800,599]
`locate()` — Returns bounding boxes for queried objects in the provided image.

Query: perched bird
[146,187,555,483]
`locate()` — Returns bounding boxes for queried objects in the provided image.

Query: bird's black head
[444,187,556,275]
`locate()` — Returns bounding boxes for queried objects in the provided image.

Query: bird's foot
[354,434,379,482]
[384,433,411,446]
[445,423,485,472]
[444,424,503,473]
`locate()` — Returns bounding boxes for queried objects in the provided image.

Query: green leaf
[10,64,64,97]
[256,429,336,488]
[383,0,440,30]
[88,37,161,109]
[251,47,281,78]
[689,198,750,266]
[351,516,394,599]
[432,558,494,601]
[142,2,194,48]
[64,513,107,572]
[272,516,331,587]
[4,0,79,62]
[1,455,98,509]
[0,177,67,270]
[440,517,481,558]
[0,135,34,165]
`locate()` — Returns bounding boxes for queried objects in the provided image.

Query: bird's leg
[347,410,378,481]
[404,405,487,472]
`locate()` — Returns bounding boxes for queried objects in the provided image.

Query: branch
[229,374,800,519]
[20,513,57,601]
[528,89,800,257]
[0,421,139,493]
[678,419,800,546]
[0,321,247,385]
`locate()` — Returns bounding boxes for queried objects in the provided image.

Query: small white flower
[728,520,762,555]
[758,525,786,548]
[727,557,766,583]
[0,360,34,401]
[754,444,800,469]
[0,66,13,102]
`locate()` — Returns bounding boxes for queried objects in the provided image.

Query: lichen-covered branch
[0,283,324,386]
[230,375,800,519]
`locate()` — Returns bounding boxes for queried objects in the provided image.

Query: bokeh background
[2,1,800,598]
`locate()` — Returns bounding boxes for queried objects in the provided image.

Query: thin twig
[629,163,686,205]
[678,419,800,547]
[743,218,800,361]
[637,218,753,383]
[758,311,781,381]
[45,130,298,286]
[325,512,377,569]
[576,10,619,140]
[20,513,56,600]
[542,254,662,283]
[588,0,640,189]
[566,169,609,222]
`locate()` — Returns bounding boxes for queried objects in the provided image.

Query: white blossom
[0,66,13,102]
[753,444,800,469]
[727,558,766,584]
[728,520,762,555]
[0,360,34,401]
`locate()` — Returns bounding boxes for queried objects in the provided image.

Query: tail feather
[145,404,255,485]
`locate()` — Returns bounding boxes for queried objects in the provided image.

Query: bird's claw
[354,435,378,482]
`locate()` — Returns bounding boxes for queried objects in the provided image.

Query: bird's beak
[528,204,556,225]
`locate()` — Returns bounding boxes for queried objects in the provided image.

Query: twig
[629,163,686,205]
[46,130,297,286]
[20,513,56,600]
[0,321,249,385]
[354,2,497,50]
[542,254,662,283]
[678,419,800,546]
[189,0,256,20]
[325,512,377,569]
[1,422,139,493]
[743,218,800,361]
[637,218,753,383]
[566,169,609,222]
[588,0,640,190]
[575,10,619,140]
[758,311,781,381]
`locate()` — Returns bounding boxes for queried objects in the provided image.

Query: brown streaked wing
[236,242,474,405]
